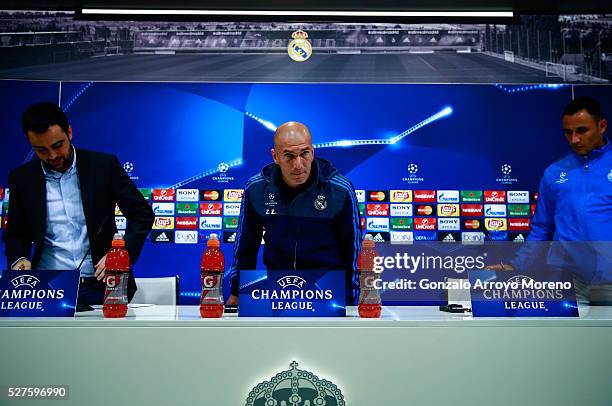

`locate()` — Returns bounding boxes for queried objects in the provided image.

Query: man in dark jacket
[226,122,362,305]
[3,102,154,307]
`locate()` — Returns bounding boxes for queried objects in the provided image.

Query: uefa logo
[122,161,139,180]
[496,163,517,185]
[407,163,419,175]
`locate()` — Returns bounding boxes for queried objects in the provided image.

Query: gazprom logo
[10,275,40,288]
[277,276,307,289]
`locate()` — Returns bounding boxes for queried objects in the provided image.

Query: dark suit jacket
[3,148,154,300]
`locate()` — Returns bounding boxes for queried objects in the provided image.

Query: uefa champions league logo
[217,162,230,174]
[608,169,612,182]
[496,163,517,185]
[402,163,424,184]
[556,171,569,184]
[213,162,234,183]
[122,161,139,180]
[245,361,344,406]
[501,164,512,176]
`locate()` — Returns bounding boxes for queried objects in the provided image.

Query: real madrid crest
[288,29,312,62]
[314,194,327,211]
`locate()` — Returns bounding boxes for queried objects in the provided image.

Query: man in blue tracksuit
[511,96,612,302]
[226,122,362,305]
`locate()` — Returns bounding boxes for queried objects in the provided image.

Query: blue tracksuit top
[513,139,612,282]
[228,158,363,302]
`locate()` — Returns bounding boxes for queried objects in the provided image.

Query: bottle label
[104,272,129,305]
[201,272,223,305]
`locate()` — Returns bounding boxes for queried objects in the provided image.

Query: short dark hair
[563,96,604,120]
[22,102,69,136]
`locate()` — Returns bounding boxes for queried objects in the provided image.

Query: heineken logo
[245,361,345,406]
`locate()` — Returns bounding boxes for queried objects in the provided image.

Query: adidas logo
[156,232,170,242]
[513,234,525,243]
[226,233,236,243]
[443,234,456,242]
[373,233,385,243]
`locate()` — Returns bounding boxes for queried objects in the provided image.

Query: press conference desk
[1,306,611,406]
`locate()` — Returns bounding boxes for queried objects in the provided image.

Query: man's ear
[599,118,607,136]
[271,148,279,164]
[67,125,73,142]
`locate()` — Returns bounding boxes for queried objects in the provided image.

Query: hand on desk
[485,263,514,271]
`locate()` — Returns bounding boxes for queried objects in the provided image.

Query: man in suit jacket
[3,102,154,307]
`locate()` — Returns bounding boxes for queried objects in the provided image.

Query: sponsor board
[438,218,460,231]
[438,232,461,243]
[413,190,436,202]
[508,218,531,231]
[413,231,437,241]
[358,203,365,217]
[366,217,389,232]
[390,231,414,244]
[199,216,223,230]
[153,217,174,229]
[0,188,3,201]
[414,217,436,231]
[367,190,388,202]
[152,188,175,202]
[151,230,174,243]
[390,203,412,217]
[355,190,366,203]
[532,192,539,202]
[462,231,485,244]
[223,231,237,243]
[114,204,123,215]
[507,191,530,203]
[138,188,151,201]
[484,190,506,203]
[389,190,412,202]
[175,230,198,244]
[484,204,507,217]
[489,231,509,241]
[200,190,222,201]
[437,204,459,217]
[365,232,390,243]
[200,203,223,216]
[176,203,198,215]
[176,188,199,202]
[175,217,198,230]
[510,232,528,243]
[531,204,537,217]
[463,218,484,231]
[366,204,389,216]
[508,204,530,217]
[485,218,508,231]
[390,217,413,230]
[152,202,175,216]
[223,203,241,216]
[2,216,7,229]
[224,189,244,202]
[437,190,460,203]
[415,204,436,216]
[224,217,239,229]
[461,190,483,202]
[461,204,483,217]
[115,216,127,230]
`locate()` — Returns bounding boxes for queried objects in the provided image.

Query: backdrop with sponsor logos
[0,80,611,303]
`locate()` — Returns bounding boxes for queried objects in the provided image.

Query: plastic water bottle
[200,233,224,318]
[358,234,382,318]
[103,233,130,318]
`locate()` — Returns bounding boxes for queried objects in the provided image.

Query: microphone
[293,227,301,271]
[76,213,112,272]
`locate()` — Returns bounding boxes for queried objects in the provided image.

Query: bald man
[227,122,362,305]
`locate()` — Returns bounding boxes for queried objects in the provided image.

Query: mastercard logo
[464,219,481,229]
[369,191,386,201]
[203,191,220,200]
[417,205,433,215]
